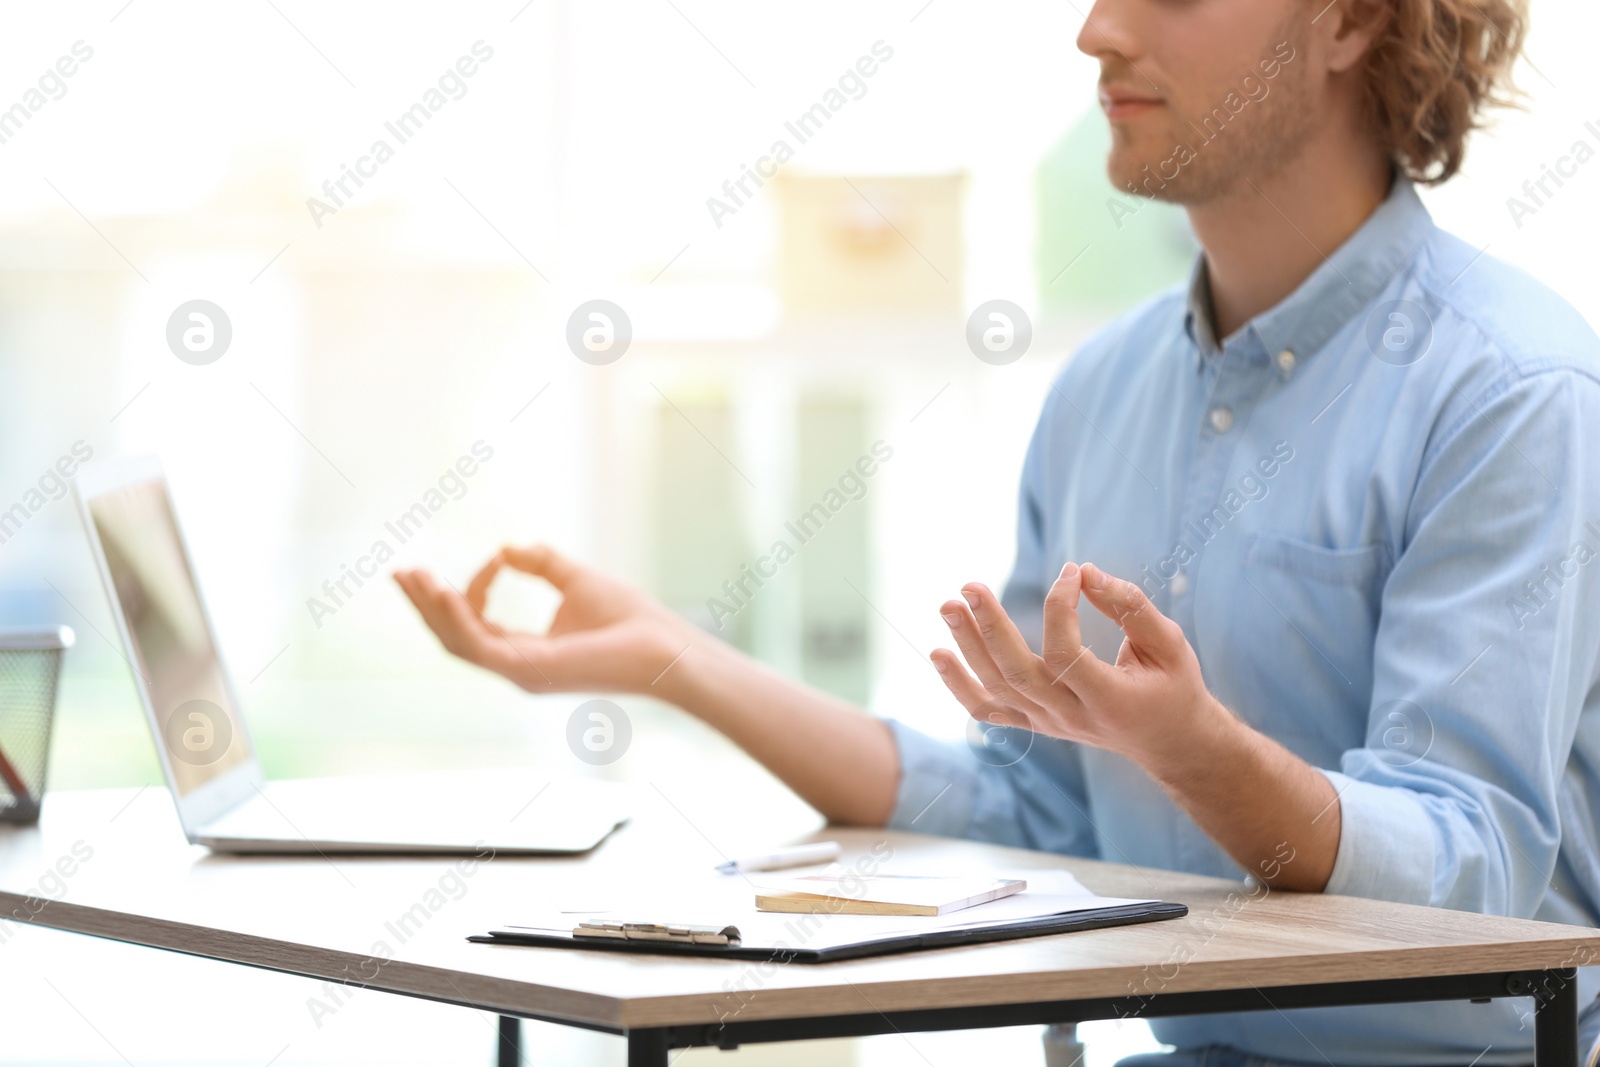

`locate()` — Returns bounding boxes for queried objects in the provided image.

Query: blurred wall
[0,0,1592,792]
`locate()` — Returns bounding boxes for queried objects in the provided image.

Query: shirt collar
[1183,175,1435,369]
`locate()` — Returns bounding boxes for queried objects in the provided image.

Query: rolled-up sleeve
[886,719,1009,840]
[1319,771,1436,903]
[885,719,1099,857]
[1322,367,1600,914]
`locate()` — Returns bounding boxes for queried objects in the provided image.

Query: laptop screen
[86,478,253,795]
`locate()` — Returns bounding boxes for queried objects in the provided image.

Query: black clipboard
[467,900,1187,963]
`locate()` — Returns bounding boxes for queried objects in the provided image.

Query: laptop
[71,455,629,855]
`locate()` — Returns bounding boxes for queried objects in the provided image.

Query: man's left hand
[932,561,1232,772]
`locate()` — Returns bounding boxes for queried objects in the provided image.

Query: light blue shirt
[887,177,1600,1064]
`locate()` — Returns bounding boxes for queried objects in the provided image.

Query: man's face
[1077,0,1317,205]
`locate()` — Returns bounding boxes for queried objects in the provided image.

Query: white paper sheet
[500,866,1156,951]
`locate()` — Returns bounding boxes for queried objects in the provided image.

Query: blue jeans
[1116,1052,1322,1067]
[1112,1001,1600,1067]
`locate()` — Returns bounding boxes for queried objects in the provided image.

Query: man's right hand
[393,544,696,696]
[395,541,900,826]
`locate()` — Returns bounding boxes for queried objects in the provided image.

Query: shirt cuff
[1319,768,1436,904]
[884,719,980,839]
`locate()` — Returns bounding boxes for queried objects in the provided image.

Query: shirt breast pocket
[1237,531,1392,713]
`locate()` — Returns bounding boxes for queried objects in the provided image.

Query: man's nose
[1075,0,1143,67]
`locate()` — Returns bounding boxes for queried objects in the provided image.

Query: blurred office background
[1,1,1596,1064]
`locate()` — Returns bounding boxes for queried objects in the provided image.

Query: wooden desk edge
[10,890,1599,1032]
[1,893,628,1032]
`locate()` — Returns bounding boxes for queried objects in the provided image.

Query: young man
[397,0,1600,1060]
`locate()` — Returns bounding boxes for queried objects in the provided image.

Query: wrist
[1138,694,1248,789]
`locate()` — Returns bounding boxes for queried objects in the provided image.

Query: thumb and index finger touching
[1043,561,1181,687]
[464,542,579,611]
[395,542,577,644]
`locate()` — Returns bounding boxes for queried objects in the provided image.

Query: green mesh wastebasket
[0,626,74,824]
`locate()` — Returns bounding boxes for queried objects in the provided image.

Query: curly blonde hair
[1362,0,1528,184]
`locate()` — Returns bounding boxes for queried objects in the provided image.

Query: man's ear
[1318,0,1391,74]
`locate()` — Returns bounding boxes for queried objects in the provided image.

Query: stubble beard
[1105,17,1317,207]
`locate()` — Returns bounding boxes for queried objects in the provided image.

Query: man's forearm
[651,617,1341,879]
[659,639,900,826]
[1144,697,1341,891]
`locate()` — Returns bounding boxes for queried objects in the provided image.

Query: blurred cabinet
[650,393,754,647]
[794,396,871,705]
[775,173,965,315]
[646,386,876,707]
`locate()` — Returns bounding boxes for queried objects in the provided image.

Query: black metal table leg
[465,970,1574,1065]
[627,1028,669,1067]
[496,1014,521,1067]
[1536,969,1580,1067]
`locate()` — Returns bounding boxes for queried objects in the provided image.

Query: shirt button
[1208,405,1234,433]
[1170,573,1189,597]
[1276,349,1296,375]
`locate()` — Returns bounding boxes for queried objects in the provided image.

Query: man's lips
[1098,87,1164,120]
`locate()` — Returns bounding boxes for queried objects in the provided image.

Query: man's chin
[1105,151,1179,202]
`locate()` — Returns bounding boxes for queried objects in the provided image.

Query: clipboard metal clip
[573,921,742,946]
